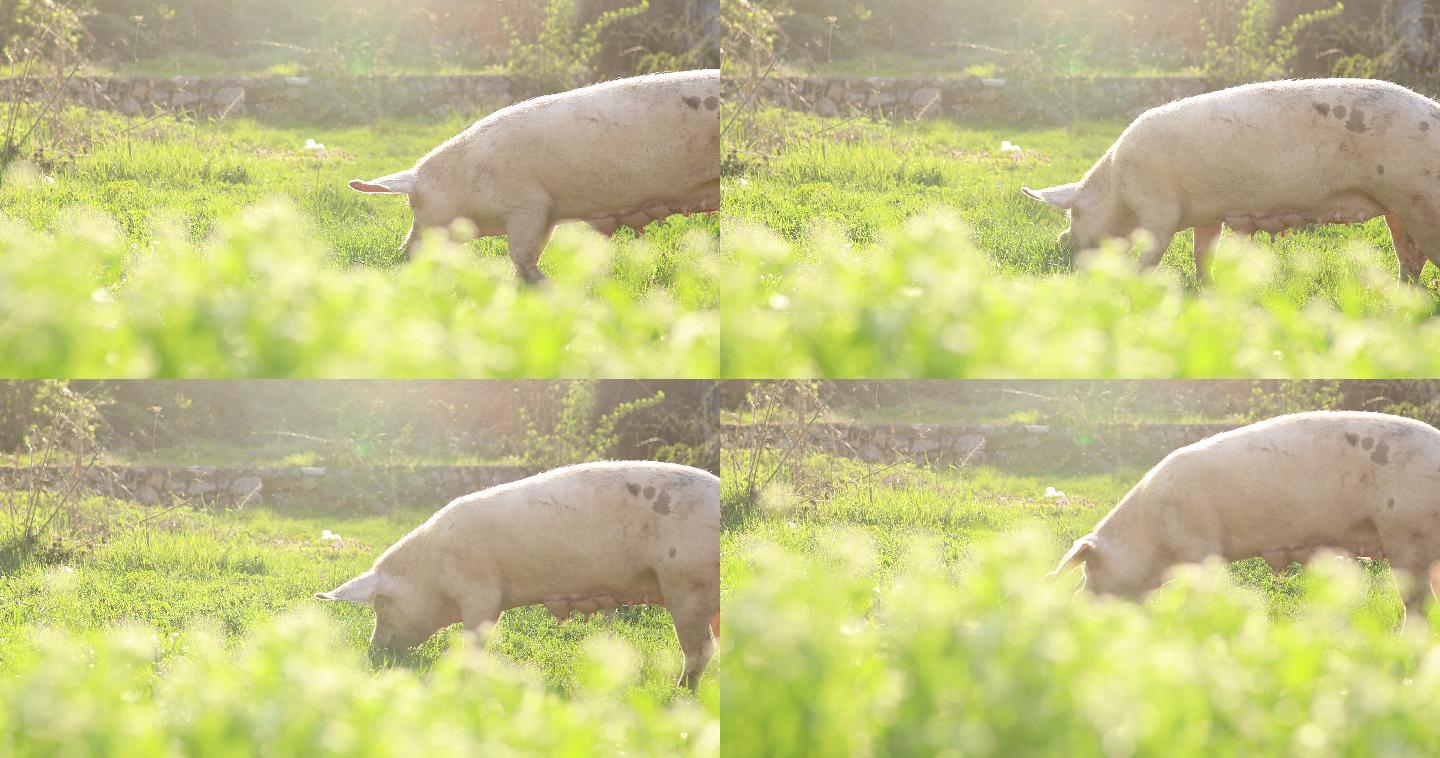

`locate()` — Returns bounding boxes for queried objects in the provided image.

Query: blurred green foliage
[723,526,1434,755]
[0,498,717,753]
[721,211,1440,377]
[0,199,717,377]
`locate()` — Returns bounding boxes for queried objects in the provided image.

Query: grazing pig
[1050,411,1440,627]
[350,70,721,284]
[1022,79,1440,281]
[316,461,720,690]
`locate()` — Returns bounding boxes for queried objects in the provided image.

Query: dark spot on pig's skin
[1314,103,1330,117]
[1346,108,1367,133]
[627,483,640,496]
[704,96,719,111]
[643,485,655,499]
[1346,433,1359,446]
[1363,436,1374,450]
[1423,121,1431,132]
[669,548,677,558]
[1377,164,1385,175]
[654,491,672,513]
[1334,105,1347,119]
[1389,498,1396,509]
[1372,441,1390,465]
[682,96,702,110]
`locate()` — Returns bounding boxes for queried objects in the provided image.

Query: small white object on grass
[1044,486,1068,503]
[304,138,326,152]
[1000,140,1024,159]
[320,529,344,546]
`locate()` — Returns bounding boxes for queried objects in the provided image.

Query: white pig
[316,461,720,689]
[350,70,721,284]
[1023,79,1440,281]
[1050,411,1440,626]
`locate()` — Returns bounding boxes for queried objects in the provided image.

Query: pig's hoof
[517,266,549,286]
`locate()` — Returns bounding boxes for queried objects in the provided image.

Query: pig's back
[468,71,720,214]
[436,461,718,597]
[1113,79,1440,213]
[1152,412,1440,552]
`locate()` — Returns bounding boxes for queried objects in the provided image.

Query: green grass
[721,453,1421,754]
[775,54,1194,80]
[0,107,717,377]
[83,51,504,78]
[721,108,1440,377]
[0,498,716,754]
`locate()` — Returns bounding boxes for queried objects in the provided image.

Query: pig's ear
[1047,534,1098,579]
[316,570,383,604]
[1022,183,1085,210]
[349,169,418,195]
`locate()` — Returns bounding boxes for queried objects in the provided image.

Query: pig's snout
[1057,229,1076,256]
[400,224,421,262]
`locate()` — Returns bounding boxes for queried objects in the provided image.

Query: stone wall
[0,74,513,121]
[724,422,1246,471]
[732,75,1221,123]
[0,464,537,509]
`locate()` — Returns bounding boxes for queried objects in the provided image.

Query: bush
[723,528,1437,755]
[720,212,1440,377]
[0,609,718,755]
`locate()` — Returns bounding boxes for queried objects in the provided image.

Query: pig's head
[349,166,466,260]
[1047,534,1166,600]
[315,567,461,653]
[1021,182,1132,258]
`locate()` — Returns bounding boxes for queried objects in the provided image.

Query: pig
[1022,79,1440,282]
[349,70,721,284]
[1049,411,1440,627]
[316,461,720,690]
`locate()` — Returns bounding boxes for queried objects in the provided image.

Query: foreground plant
[722,528,1437,755]
[722,213,1440,377]
[0,610,717,756]
[0,202,717,377]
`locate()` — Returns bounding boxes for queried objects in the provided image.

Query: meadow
[0,496,717,754]
[720,451,1428,755]
[0,106,718,378]
[720,108,1440,377]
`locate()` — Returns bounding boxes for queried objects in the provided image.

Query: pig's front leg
[1192,224,1222,284]
[458,589,504,647]
[504,206,556,286]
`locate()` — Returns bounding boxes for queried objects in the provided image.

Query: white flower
[1044,486,1068,501]
[304,138,326,152]
[1000,140,1024,159]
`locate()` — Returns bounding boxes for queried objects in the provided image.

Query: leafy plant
[518,381,665,470]
[504,0,649,94]
[1199,0,1344,81]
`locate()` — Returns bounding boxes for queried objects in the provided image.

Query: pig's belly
[1187,190,1386,234]
[576,179,720,235]
[531,574,667,622]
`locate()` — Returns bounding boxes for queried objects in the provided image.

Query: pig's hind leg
[658,568,719,691]
[1191,224,1222,284]
[504,207,556,285]
[1380,535,1439,631]
[1384,213,1427,282]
